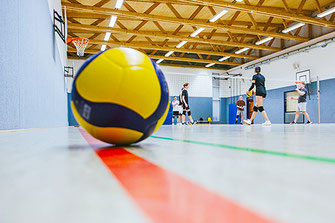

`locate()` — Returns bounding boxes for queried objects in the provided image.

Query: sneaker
[182,122,188,126]
[244,119,251,125]
[262,120,272,126]
[191,121,197,125]
[306,121,312,125]
[290,122,296,125]
[240,123,243,125]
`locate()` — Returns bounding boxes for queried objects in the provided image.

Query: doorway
[284,90,304,124]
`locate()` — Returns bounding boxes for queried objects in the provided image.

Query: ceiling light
[282,23,305,33]
[205,63,215,68]
[235,48,249,54]
[219,56,230,61]
[115,0,124,9]
[165,51,174,57]
[235,0,243,2]
[104,32,111,41]
[190,27,205,37]
[176,41,188,48]
[255,37,274,45]
[156,59,164,64]
[101,45,107,51]
[109,15,118,27]
[209,9,228,22]
[317,7,335,18]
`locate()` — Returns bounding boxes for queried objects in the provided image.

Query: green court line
[151,136,335,164]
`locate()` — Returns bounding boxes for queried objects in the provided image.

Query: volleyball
[246,90,255,97]
[71,47,170,145]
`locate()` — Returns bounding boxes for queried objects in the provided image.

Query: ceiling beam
[68,48,242,66]
[68,28,258,39]
[177,0,335,28]
[68,49,238,66]
[67,55,227,70]
[66,11,284,28]
[67,38,257,50]
[149,55,241,66]
[158,63,226,70]
[86,39,259,59]
[62,2,309,42]
[67,23,281,52]
[126,0,313,12]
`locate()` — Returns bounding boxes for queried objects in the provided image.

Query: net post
[317,76,320,124]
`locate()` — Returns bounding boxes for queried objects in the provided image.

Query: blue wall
[188,97,212,121]
[221,78,335,124]
[67,93,78,126]
[169,96,213,121]
[220,98,229,124]
[318,78,335,123]
[0,0,67,130]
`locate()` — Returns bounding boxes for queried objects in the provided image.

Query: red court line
[79,128,276,223]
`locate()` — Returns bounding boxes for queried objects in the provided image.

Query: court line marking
[79,128,276,223]
[0,126,67,134]
[151,136,335,164]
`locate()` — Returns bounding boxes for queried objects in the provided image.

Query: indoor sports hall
[1,0,335,222]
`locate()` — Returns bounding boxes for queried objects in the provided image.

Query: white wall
[219,78,251,98]
[161,66,222,98]
[220,39,335,97]
[67,59,223,98]
[0,0,68,130]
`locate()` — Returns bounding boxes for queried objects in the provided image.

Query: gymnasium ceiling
[63,0,335,70]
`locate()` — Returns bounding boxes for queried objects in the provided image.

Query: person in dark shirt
[244,67,271,126]
[290,81,312,125]
[181,83,196,125]
[179,88,183,105]
[235,96,245,124]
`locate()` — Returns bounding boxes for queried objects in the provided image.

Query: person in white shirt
[171,96,181,125]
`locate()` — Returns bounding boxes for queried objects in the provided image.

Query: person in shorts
[244,67,271,126]
[181,83,196,125]
[290,81,312,125]
[235,96,245,124]
[171,96,181,125]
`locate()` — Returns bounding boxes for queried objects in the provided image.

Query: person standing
[244,67,271,126]
[171,96,182,125]
[181,83,196,125]
[235,96,245,124]
[290,81,312,125]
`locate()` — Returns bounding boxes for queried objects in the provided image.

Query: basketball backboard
[64,66,74,93]
[296,70,311,84]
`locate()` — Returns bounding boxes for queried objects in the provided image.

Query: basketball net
[67,37,89,57]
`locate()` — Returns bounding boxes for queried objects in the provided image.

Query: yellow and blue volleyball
[71,47,169,145]
[246,90,255,97]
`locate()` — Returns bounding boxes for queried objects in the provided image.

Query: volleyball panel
[71,102,143,144]
[75,48,162,119]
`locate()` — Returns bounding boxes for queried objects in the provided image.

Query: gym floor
[1,124,335,223]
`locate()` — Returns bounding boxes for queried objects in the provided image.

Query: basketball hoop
[67,37,89,57]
